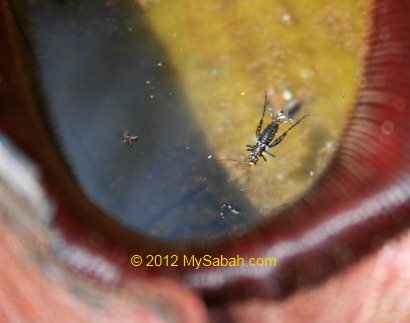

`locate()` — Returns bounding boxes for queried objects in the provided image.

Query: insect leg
[261,154,267,161]
[269,133,286,148]
[246,144,255,152]
[269,114,309,148]
[264,150,276,158]
[256,92,269,137]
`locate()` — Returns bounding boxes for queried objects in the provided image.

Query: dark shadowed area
[29,0,255,241]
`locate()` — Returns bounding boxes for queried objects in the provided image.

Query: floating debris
[220,203,241,216]
[121,132,138,147]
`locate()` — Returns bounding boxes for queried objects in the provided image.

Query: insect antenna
[214,158,245,163]
[213,156,252,171]
[287,114,310,130]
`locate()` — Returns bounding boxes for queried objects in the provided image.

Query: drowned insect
[246,93,309,165]
[218,93,309,166]
[121,132,138,147]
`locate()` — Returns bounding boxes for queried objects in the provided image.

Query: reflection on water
[29,0,369,241]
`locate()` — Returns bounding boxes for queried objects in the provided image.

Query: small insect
[246,93,309,165]
[121,132,138,147]
[217,93,309,166]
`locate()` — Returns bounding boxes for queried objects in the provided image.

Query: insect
[245,93,309,165]
[121,132,138,147]
[217,93,309,166]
